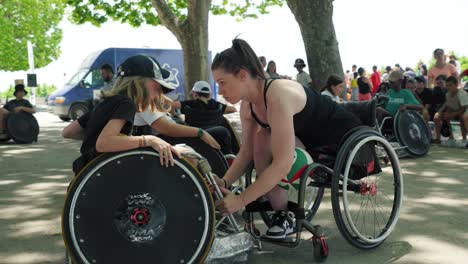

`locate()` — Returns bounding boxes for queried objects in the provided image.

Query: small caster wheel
[312,236,328,263]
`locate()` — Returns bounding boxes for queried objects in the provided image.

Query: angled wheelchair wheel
[244,163,324,227]
[6,112,39,144]
[62,149,215,264]
[331,128,403,249]
[394,110,430,157]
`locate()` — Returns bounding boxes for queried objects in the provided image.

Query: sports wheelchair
[62,101,402,263]
[0,112,39,144]
[374,94,431,157]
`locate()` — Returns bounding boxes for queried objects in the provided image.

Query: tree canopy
[0,0,65,71]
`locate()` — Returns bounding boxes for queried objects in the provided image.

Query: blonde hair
[102,76,169,113]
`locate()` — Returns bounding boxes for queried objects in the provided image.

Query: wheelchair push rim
[341,135,403,245]
[331,128,403,249]
[63,150,215,264]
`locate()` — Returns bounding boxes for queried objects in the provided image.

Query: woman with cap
[0,84,36,139]
[211,38,361,240]
[428,49,458,88]
[131,78,233,153]
[62,54,189,174]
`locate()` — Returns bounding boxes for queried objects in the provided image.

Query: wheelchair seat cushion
[342,100,377,127]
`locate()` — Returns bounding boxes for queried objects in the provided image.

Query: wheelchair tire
[6,112,39,144]
[394,110,430,157]
[244,163,325,227]
[331,128,403,249]
[62,149,215,264]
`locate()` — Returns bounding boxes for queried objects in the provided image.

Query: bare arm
[222,101,256,185]
[14,106,36,114]
[95,119,142,152]
[152,117,199,138]
[239,92,297,205]
[171,101,181,110]
[224,105,237,114]
[62,120,85,140]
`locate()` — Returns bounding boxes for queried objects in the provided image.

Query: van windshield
[66,69,88,86]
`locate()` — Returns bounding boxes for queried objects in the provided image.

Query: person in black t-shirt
[62,55,189,174]
[357,67,373,101]
[414,76,433,121]
[0,84,36,139]
[172,80,237,120]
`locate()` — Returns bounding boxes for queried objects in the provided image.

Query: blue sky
[1,0,467,91]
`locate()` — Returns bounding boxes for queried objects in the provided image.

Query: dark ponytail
[212,38,266,79]
[322,74,343,93]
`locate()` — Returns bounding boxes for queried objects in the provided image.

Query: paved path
[0,112,467,264]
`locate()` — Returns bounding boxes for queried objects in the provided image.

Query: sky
[1,0,467,91]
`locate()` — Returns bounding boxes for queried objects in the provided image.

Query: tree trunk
[286,0,343,92]
[152,0,211,98]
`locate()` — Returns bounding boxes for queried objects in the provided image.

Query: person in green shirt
[383,70,423,116]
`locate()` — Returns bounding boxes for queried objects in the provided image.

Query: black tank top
[250,79,361,149]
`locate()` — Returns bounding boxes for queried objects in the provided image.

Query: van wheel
[59,116,71,122]
[70,104,89,120]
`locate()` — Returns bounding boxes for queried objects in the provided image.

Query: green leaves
[0,0,65,71]
[66,0,284,28]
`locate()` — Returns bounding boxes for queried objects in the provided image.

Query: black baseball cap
[118,55,175,94]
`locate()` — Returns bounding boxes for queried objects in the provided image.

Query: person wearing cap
[428,49,458,88]
[0,84,36,139]
[380,70,423,118]
[173,81,237,114]
[168,81,236,154]
[62,54,191,174]
[293,58,313,89]
[132,78,227,153]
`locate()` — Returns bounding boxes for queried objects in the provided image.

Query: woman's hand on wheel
[147,136,180,167]
[215,187,244,216]
[200,131,221,150]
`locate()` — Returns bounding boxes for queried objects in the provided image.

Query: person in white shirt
[321,74,344,103]
[293,58,313,89]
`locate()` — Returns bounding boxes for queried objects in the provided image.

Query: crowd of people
[341,48,468,146]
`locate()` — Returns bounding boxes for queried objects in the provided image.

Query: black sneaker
[264,211,295,240]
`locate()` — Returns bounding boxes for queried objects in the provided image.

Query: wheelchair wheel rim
[67,150,214,264]
[342,136,403,244]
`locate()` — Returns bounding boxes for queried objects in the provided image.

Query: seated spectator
[357,67,373,101]
[380,70,423,118]
[172,81,237,124]
[266,60,289,79]
[321,74,344,103]
[381,66,392,82]
[433,76,468,144]
[0,84,36,140]
[414,76,433,121]
[432,74,448,113]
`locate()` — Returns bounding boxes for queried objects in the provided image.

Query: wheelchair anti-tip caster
[312,225,328,262]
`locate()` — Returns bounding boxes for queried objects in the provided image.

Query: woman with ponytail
[321,74,344,103]
[212,38,361,240]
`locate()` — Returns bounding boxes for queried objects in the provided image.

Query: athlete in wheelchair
[374,70,431,157]
[61,49,402,263]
